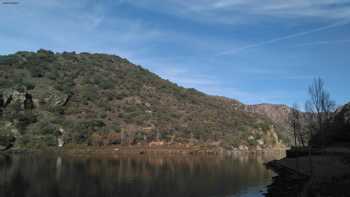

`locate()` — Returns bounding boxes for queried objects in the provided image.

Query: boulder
[149,141,165,147]
[57,128,65,147]
[257,139,264,146]
[45,87,70,107]
[238,145,249,151]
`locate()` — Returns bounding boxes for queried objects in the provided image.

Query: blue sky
[1,0,350,107]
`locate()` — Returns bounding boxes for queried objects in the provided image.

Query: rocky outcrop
[57,128,65,147]
[0,89,35,110]
[244,104,291,127]
[33,87,71,108]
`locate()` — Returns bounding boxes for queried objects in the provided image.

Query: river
[0,152,284,197]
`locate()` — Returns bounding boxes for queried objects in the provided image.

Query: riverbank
[4,144,287,158]
[265,146,350,197]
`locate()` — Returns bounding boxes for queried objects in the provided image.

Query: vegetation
[0,50,286,149]
[288,77,349,148]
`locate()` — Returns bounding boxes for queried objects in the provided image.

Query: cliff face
[0,50,287,149]
[244,104,292,141]
[244,104,291,126]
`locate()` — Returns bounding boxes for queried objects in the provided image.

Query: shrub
[0,55,17,65]
[17,112,38,132]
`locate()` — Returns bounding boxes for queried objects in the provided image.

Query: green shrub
[0,55,17,65]
[17,112,38,132]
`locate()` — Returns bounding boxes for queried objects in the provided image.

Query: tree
[289,103,305,147]
[305,77,335,146]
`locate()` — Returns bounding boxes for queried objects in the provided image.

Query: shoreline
[265,147,350,197]
[4,144,287,158]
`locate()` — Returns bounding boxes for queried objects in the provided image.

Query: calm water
[0,152,283,197]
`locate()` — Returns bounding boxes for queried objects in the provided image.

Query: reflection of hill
[0,153,282,197]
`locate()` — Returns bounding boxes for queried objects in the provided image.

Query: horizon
[1,0,349,107]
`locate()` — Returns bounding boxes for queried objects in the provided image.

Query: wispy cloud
[217,19,350,56]
[294,39,350,47]
[127,0,350,24]
[237,67,314,80]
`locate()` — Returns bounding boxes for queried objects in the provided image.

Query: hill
[0,50,288,150]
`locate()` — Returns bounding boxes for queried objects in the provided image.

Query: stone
[239,145,249,151]
[257,139,264,146]
[57,127,65,147]
[149,141,165,147]
[256,145,262,151]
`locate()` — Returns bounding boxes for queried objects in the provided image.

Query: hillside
[244,104,291,126]
[0,50,288,150]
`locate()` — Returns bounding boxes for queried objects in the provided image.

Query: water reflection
[0,152,283,197]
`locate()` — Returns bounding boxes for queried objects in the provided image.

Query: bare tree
[289,103,300,147]
[289,103,305,148]
[306,77,335,146]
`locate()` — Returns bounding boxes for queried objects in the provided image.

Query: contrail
[217,19,350,56]
[294,39,350,47]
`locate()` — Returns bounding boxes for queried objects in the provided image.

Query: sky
[0,0,350,107]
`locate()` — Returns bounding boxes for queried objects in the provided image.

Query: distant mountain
[0,50,289,150]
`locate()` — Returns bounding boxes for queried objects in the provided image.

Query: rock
[11,90,26,103]
[57,138,64,147]
[149,141,165,147]
[57,127,65,147]
[1,90,35,111]
[256,145,262,151]
[244,104,291,127]
[239,145,249,151]
[257,139,264,146]
[38,87,70,107]
[269,127,280,144]
[1,89,25,108]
